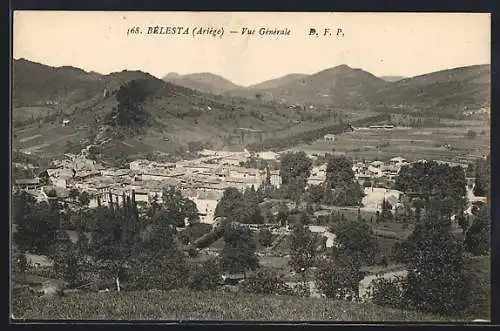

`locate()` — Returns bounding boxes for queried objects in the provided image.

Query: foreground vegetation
[12,289,451,321]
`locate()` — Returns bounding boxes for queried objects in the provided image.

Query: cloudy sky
[13,11,490,86]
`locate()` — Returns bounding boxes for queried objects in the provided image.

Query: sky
[13,11,490,87]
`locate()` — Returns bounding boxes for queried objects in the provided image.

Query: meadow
[295,121,490,162]
[12,288,452,321]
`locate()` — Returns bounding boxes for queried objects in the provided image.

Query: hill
[227,64,490,115]
[13,59,489,161]
[14,59,355,161]
[12,288,451,321]
[248,73,308,90]
[241,65,388,108]
[13,58,103,109]
[12,58,159,125]
[380,76,406,82]
[372,64,490,115]
[162,72,242,94]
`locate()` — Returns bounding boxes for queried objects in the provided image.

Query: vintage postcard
[11,11,491,322]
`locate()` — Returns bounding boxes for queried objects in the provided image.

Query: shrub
[288,281,311,298]
[315,259,363,300]
[187,258,222,291]
[400,221,471,317]
[371,275,408,308]
[241,269,291,295]
[187,247,199,258]
[258,228,273,247]
[179,223,212,245]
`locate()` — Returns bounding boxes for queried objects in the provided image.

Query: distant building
[270,170,281,188]
[323,134,336,142]
[256,151,279,161]
[389,157,408,166]
[15,178,41,191]
[369,124,394,129]
[370,161,384,168]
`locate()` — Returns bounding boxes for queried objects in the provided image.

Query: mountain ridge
[162,72,243,95]
[12,58,490,161]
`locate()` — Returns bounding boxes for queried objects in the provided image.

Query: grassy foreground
[13,289,455,321]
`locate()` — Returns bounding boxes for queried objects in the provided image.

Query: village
[13,129,488,293]
[13,145,448,222]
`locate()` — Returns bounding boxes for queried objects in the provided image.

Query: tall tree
[258,228,273,247]
[315,258,363,300]
[112,79,154,131]
[89,204,137,292]
[276,202,290,226]
[395,161,467,212]
[464,204,490,256]
[324,155,364,206]
[279,151,312,186]
[215,187,263,224]
[325,154,355,189]
[13,194,59,255]
[398,219,470,316]
[133,219,188,290]
[288,224,316,280]
[162,186,199,227]
[13,252,29,283]
[78,191,91,207]
[473,156,490,197]
[330,220,378,267]
[380,198,394,222]
[221,224,258,275]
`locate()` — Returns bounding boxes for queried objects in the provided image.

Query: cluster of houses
[14,144,476,226]
[307,156,410,187]
[13,149,284,224]
[355,157,409,182]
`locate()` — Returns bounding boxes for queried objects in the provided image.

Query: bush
[371,275,408,308]
[187,247,199,258]
[401,221,471,317]
[179,223,212,245]
[241,269,291,295]
[288,281,311,298]
[315,259,363,300]
[258,228,273,247]
[131,251,190,291]
[187,258,222,291]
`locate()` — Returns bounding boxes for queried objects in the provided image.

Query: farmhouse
[255,151,279,160]
[270,170,282,188]
[369,124,395,129]
[15,178,42,191]
[74,170,102,180]
[389,156,408,166]
[323,134,336,142]
[382,165,400,179]
[370,161,384,168]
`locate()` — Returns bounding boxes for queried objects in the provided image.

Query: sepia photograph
[11,11,491,322]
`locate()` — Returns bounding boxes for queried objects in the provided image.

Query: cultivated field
[12,289,451,321]
[294,120,490,162]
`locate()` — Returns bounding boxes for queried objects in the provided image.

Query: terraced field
[295,120,489,162]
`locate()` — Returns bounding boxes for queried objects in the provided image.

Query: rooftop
[15,178,41,185]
